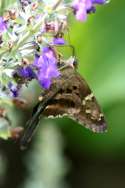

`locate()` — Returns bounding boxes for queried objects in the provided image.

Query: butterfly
[20,57,107,149]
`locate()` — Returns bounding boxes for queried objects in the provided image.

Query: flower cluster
[0,0,108,100]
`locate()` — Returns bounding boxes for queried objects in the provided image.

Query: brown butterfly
[20,58,107,149]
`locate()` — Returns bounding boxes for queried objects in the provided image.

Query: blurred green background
[1,0,125,188]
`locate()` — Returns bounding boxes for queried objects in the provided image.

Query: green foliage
[60,0,125,155]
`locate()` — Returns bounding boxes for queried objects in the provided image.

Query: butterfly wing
[43,68,107,133]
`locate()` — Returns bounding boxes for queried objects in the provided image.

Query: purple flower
[34,47,60,89]
[34,47,56,68]
[38,61,60,89]
[18,66,36,79]
[72,0,107,21]
[8,82,19,97]
[0,17,7,33]
[53,37,65,45]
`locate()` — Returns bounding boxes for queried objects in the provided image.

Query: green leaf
[63,0,125,155]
